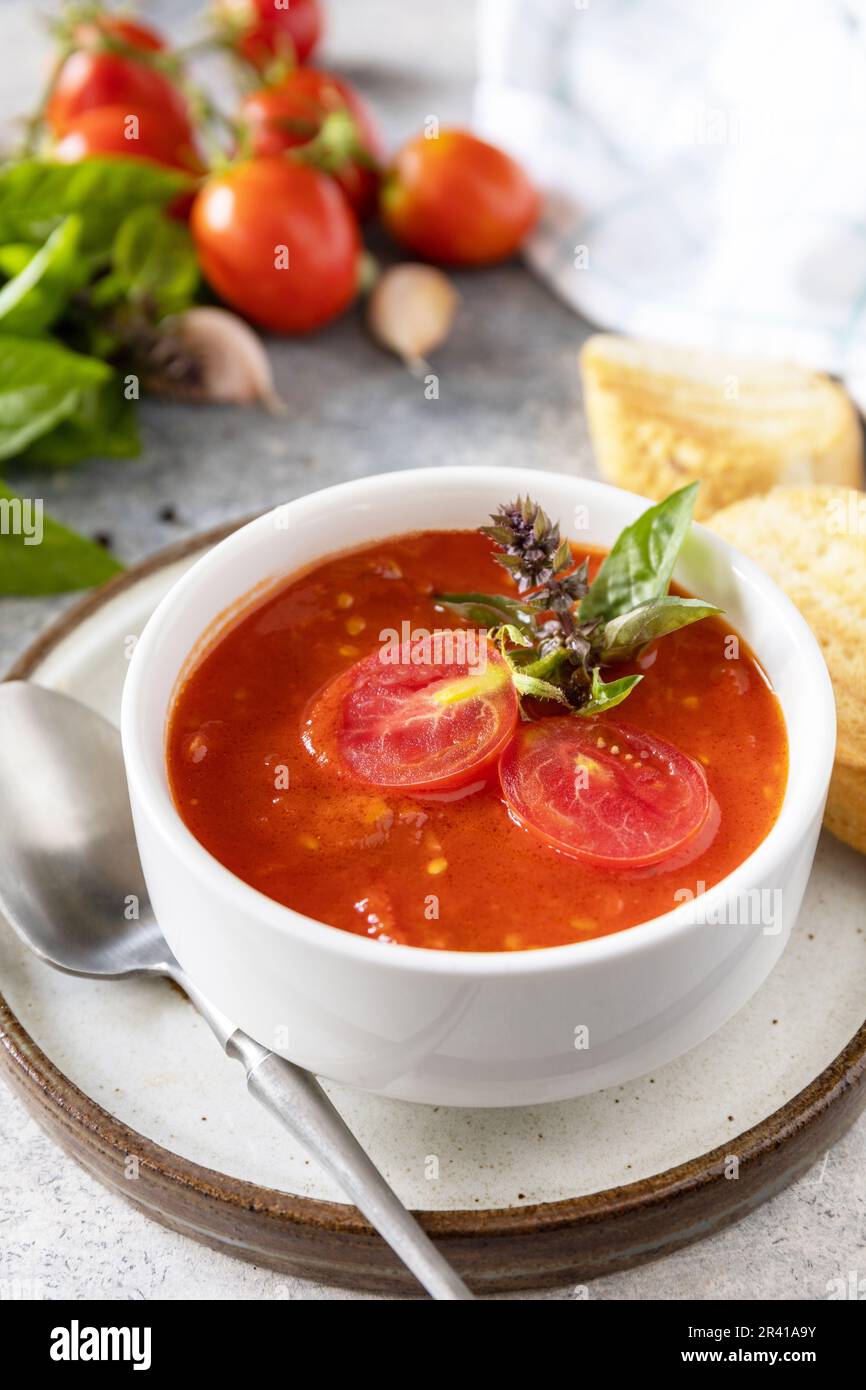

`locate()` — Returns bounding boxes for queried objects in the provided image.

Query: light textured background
[0,0,863,1301]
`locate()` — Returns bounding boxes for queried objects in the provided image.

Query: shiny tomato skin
[53,104,203,176]
[45,34,191,141]
[241,69,382,217]
[499,718,710,868]
[381,129,540,266]
[217,0,322,68]
[190,158,361,333]
[302,644,520,793]
[72,16,167,53]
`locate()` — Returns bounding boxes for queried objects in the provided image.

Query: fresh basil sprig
[0,335,137,466]
[438,484,720,717]
[0,160,201,596]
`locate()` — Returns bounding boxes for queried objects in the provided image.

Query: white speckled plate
[1,524,865,1296]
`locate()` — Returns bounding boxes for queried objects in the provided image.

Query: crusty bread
[707,486,866,855]
[825,762,866,857]
[580,336,863,519]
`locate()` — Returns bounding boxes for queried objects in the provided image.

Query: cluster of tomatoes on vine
[39,0,541,336]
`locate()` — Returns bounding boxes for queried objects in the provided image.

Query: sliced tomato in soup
[499,718,709,868]
[303,643,519,792]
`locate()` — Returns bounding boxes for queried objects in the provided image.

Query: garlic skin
[367,264,459,374]
[159,307,284,410]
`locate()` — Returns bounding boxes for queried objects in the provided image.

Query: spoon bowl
[0,681,171,978]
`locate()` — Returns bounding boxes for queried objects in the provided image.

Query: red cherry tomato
[499,718,710,868]
[46,16,191,141]
[216,0,322,69]
[380,129,541,267]
[53,104,204,176]
[240,69,382,217]
[190,157,361,333]
[302,644,520,793]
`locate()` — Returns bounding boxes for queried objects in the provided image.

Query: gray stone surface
[0,0,863,1302]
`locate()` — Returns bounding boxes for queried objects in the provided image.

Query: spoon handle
[231,1033,474,1300]
[176,969,473,1300]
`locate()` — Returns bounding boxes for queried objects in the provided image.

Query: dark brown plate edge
[1,518,864,1297]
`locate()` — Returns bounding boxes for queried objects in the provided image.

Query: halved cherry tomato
[45,15,191,141]
[499,718,710,868]
[53,104,204,176]
[380,129,540,267]
[240,69,382,217]
[302,644,520,792]
[190,157,361,333]
[216,0,322,69]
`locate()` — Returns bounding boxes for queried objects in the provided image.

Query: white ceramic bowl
[121,468,836,1107]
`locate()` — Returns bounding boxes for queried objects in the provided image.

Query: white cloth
[474,0,866,396]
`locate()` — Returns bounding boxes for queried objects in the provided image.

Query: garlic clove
[155,306,285,411]
[367,263,459,374]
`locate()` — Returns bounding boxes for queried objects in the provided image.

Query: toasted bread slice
[580,336,863,519]
[707,486,866,855]
[707,486,866,771]
[825,761,866,856]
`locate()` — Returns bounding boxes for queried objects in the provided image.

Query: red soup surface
[167,530,788,952]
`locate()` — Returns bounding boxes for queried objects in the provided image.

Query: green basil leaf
[577,667,643,716]
[19,375,139,466]
[436,590,539,636]
[87,269,132,312]
[112,205,199,317]
[0,159,193,255]
[0,216,87,336]
[598,596,722,662]
[493,621,534,655]
[580,482,700,622]
[0,481,123,595]
[0,244,39,278]
[515,645,571,681]
[511,670,572,706]
[0,334,111,462]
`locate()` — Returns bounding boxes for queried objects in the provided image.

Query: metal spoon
[0,680,472,1301]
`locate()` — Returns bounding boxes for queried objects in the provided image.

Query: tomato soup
[167,530,788,952]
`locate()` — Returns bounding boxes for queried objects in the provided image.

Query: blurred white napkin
[475,0,866,399]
